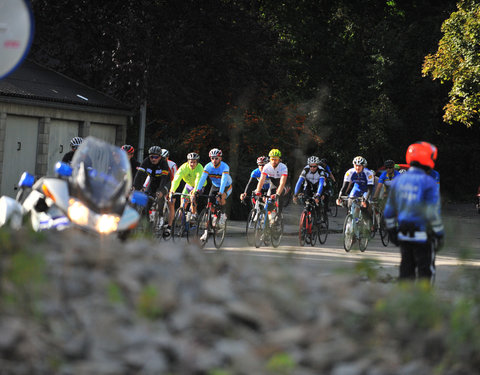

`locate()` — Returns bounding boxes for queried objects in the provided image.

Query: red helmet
[121,144,135,154]
[256,156,268,165]
[406,141,437,169]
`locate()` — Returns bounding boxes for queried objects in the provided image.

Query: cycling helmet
[70,137,83,148]
[121,144,135,154]
[384,159,395,168]
[209,148,222,158]
[161,149,169,158]
[268,149,282,158]
[319,158,327,167]
[187,152,200,160]
[352,156,367,166]
[307,156,320,165]
[148,146,162,155]
[256,156,268,165]
[406,141,437,169]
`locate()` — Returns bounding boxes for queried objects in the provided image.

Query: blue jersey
[378,170,400,189]
[384,167,444,242]
[429,169,440,184]
[251,168,270,190]
[195,161,232,193]
[343,167,375,198]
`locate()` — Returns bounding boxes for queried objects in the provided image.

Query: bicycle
[196,193,227,249]
[148,194,170,240]
[339,196,370,252]
[243,194,266,246]
[370,200,389,246]
[254,195,283,248]
[326,181,338,217]
[297,195,329,246]
[171,192,197,242]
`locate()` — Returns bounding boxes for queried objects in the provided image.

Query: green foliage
[423,0,480,127]
[137,284,163,319]
[266,352,296,374]
[106,282,125,305]
[354,258,380,280]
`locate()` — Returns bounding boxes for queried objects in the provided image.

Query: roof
[0,60,132,112]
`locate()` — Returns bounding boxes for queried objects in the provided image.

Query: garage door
[90,124,116,144]
[1,116,38,198]
[47,120,79,176]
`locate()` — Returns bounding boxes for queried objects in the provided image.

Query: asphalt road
[195,202,480,291]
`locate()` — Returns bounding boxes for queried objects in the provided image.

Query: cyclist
[373,159,400,203]
[195,148,232,240]
[293,156,327,218]
[169,152,206,221]
[133,145,171,235]
[319,158,336,211]
[239,156,270,202]
[162,149,178,231]
[384,141,444,282]
[121,144,140,181]
[62,137,83,164]
[255,149,288,217]
[336,156,375,220]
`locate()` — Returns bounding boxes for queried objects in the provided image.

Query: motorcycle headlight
[68,199,89,225]
[96,214,120,234]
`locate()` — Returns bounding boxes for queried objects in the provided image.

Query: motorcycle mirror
[131,191,148,207]
[55,162,72,177]
[18,171,34,187]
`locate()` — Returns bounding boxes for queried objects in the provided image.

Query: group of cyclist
[65,136,444,282]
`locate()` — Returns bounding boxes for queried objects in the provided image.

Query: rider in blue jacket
[384,141,444,283]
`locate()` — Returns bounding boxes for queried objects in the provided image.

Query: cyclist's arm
[133,165,148,190]
[255,173,267,194]
[195,170,209,192]
[243,176,256,195]
[219,171,230,194]
[337,180,349,199]
[170,164,184,193]
[373,182,383,200]
[294,176,305,195]
[277,175,288,196]
[316,176,326,196]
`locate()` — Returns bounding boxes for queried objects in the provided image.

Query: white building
[0,60,132,197]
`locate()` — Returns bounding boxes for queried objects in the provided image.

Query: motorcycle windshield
[70,137,132,212]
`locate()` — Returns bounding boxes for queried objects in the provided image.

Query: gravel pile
[0,228,476,375]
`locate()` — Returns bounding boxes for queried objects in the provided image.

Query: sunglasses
[270,157,280,161]
[211,157,220,160]
[310,165,318,168]
[149,155,160,159]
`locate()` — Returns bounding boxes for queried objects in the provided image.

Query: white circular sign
[0,0,34,79]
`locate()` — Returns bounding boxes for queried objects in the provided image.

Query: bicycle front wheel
[271,214,283,248]
[213,215,227,249]
[196,208,209,248]
[299,210,307,246]
[330,199,338,217]
[358,218,370,252]
[254,212,266,248]
[246,209,257,246]
[318,213,328,244]
[379,214,389,247]
[343,214,354,252]
[172,208,186,242]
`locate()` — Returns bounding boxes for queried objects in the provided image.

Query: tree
[423,0,480,127]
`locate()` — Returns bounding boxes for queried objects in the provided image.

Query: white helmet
[161,149,169,158]
[209,148,222,158]
[352,156,367,166]
[307,156,320,165]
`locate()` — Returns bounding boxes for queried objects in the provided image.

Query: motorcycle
[0,137,147,239]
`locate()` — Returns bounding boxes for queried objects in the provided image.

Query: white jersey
[167,160,177,182]
[262,162,288,188]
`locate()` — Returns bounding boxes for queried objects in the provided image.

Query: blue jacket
[384,167,444,242]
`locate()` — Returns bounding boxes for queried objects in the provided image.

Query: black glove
[388,228,399,246]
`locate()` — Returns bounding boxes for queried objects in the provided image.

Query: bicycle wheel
[270,213,283,248]
[343,214,354,252]
[151,201,164,239]
[172,208,186,242]
[370,210,378,239]
[299,210,307,246]
[310,212,318,246]
[162,201,171,240]
[379,214,389,247]
[196,208,209,248]
[358,218,370,252]
[213,214,227,249]
[330,199,338,217]
[254,211,266,248]
[318,212,329,244]
[246,209,257,246]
